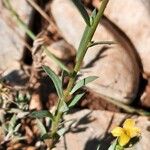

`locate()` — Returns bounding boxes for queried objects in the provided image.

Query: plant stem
[4,0,36,40]
[75,0,109,72]
[50,0,109,148]
[4,0,110,148]
[26,0,51,24]
[88,40,116,48]
[99,94,150,116]
[66,0,109,99]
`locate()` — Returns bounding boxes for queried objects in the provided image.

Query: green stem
[65,0,109,97]
[88,40,116,48]
[4,0,110,148]
[50,0,109,147]
[4,0,36,40]
[75,0,109,72]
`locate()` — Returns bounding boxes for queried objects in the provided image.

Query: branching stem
[50,0,109,148]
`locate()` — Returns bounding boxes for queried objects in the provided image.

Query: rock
[0,0,32,75]
[140,79,150,108]
[29,93,42,110]
[0,18,21,72]
[25,147,36,150]
[55,109,150,150]
[51,0,140,104]
[93,0,150,74]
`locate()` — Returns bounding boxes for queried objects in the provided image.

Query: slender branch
[75,0,109,72]
[26,0,51,24]
[99,94,150,116]
[3,0,36,40]
[64,0,110,98]
[88,41,117,48]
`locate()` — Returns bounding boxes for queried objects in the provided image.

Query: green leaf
[30,110,53,120]
[88,41,116,48]
[43,66,63,98]
[115,145,124,150]
[14,124,21,132]
[36,119,47,136]
[60,70,69,86]
[8,115,17,132]
[43,47,70,73]
[70,76,98,94]
[59,101,69,113]
[57,127,67,137]
[96,145,100,150]
[41,133,52,140]
[68,93,85,108]
[76,25,90,62]
[72,0,90,26]
[108,139,118,150]
[90,8,97,25]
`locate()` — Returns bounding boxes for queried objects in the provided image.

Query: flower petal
[123,119,135,129]
[119,133,130,146]
[111,127,124,137]
[128,127,141,138]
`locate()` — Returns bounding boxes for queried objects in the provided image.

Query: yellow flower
[111,119,141,146]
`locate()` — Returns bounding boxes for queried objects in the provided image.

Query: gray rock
[55,109,150,150]
[94,0,150,74]
[0,18,22,71]
[0,0,32,74]
[51,0,140,104]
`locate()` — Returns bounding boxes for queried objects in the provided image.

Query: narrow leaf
[30,110,53,120]
[68,93,85,108]
[61,70,69,86]
[8,115,17,132]
[70,76,98,94]
[36,119,47,136]
[76,25,90,62]
[57,127,67,137]
[41,133,52,140]
[89,41,116,48]
[59,101,69,113]
[108,139,118,150]
[44,47,70,73]
[72,0,90,26]
[43,66,63,98]
[14,124,21,132]
[90,8,97,25]
[97,145,100,150]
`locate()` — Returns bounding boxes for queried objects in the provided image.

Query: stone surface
[93,0,150,74]
[55,109,150,150]
[0,0,32,74]
[51,0,140,104]
[140,79,150,108]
